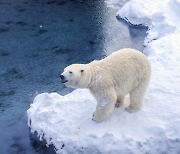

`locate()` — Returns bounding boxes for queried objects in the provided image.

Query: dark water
[0,0,147,153]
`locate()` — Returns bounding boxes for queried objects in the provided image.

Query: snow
[27,88,180,153]
[27,0,180,153]
[117,0,180,45]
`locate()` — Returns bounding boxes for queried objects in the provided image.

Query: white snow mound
[27,88,180,154]
[117,0,180,45]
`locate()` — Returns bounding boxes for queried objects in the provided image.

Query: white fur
[61,48,151,122]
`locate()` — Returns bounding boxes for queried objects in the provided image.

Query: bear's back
[101,48,151,94]
[103,48,150,75]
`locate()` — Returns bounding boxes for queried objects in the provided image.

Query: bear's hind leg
[126,81,148,113]
[115,96,125,107]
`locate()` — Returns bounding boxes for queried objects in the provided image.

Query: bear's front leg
[91,88,117,122]
[92,105,114,122]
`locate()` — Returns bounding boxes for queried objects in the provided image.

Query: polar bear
[60,48,151,122]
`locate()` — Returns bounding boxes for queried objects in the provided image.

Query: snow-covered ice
[27,0,180,153]
[117,0,180,45]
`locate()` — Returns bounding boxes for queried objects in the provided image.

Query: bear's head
[60,64,92,88]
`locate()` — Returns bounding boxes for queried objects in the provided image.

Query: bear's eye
[69,71,73,74]
[81,70,84,73]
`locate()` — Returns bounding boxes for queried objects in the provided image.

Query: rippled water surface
[0,0,147,153]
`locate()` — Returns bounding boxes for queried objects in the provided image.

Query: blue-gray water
[0,0,147,153]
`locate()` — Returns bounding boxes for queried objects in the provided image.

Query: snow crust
[117,0,180,45]
[27,0,180,153]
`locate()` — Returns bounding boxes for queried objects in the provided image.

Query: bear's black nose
[60,75,64,80]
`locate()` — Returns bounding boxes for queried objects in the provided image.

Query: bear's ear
[81,69,84,73]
